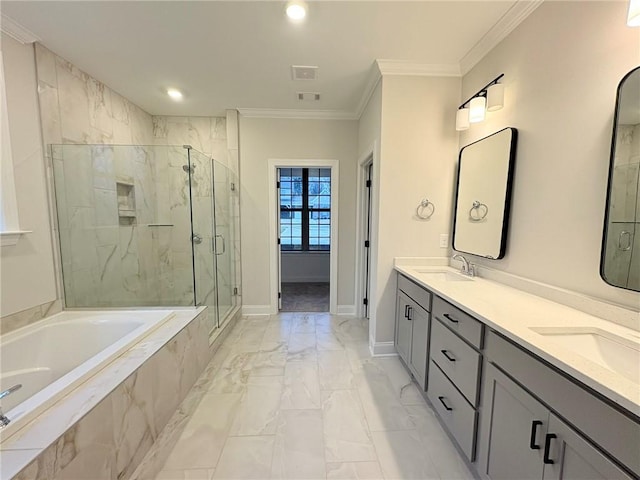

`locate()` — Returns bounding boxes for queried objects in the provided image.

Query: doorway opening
[268,159,339,314]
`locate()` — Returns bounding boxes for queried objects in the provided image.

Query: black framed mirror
[452,127,518,259]
[600,66,640,292]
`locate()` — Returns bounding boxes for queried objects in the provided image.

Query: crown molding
[1,14,40,44]
[376,59,461,77]
[354,63,383,120]
[237,108,358,121]
[459,0,544,75]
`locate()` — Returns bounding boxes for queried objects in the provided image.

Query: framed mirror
[601,66,640,292]
[452,127,518,259]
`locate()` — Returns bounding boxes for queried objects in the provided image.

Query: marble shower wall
[34,42,241,314]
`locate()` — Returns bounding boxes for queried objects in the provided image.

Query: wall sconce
[455,73,504,131]
[628,0,640,26]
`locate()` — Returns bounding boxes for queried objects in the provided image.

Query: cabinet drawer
[431,319,482,406]
[427,360,477,461]
[398,274,431,312]
[432,296,483,348]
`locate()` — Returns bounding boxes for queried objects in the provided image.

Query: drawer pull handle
[543,433,557,464]
[443,313,459,324]
[441,350,456,362]
[529,421,543,450]
[404,305,410,318]
[437,396,453,411]
[407,306,413,321]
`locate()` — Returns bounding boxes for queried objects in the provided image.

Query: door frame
[267,158,339,314]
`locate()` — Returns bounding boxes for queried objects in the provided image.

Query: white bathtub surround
[394,262,640,416]
[0,299,62,335]
[0,306,235,480]
[130,313,474,480]
[0,310,175,440]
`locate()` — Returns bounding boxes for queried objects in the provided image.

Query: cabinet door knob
[543,433,557,464]
[441,349,456,362]
[437,396,453,411]
[443,313,459,324]
[529,420,543,450]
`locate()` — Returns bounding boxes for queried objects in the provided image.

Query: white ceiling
[1,1,537,118]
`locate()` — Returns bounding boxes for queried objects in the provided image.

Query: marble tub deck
[131,313,474,480]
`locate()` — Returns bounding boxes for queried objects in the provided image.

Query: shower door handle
[215,234,226,255]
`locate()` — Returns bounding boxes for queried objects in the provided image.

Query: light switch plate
[439,234,449,248]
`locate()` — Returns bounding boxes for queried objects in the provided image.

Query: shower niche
[51,144,240,334]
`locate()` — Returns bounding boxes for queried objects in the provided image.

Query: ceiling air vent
[297,92,321,101]
[291,65,318,81]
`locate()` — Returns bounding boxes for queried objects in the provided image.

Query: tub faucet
[452,254,475,277]
[0,384,22,428]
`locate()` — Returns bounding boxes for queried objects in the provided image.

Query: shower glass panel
[212,159,238,327]
[51,144,239,331]
[186,147,219,333]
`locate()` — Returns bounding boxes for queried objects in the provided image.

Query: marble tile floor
[281,283,330,312]
[131,313,475,480]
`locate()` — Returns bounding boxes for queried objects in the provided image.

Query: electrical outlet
[439,234,449,248]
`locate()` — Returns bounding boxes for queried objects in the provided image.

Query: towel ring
[469,200,488,222]
[416,199,435,219]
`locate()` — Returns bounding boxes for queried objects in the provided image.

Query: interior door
[276,168,282,310]
[363,162,373,318]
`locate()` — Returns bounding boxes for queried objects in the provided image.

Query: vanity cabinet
[478,330,639,480]
[427,296,484,462]
[479,363,633,480]
[395,275,431,390]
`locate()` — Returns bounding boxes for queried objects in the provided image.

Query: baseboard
[281,277,330,283]
[241,305,274,315]
[369,341,397,356]
[336,305,356,316]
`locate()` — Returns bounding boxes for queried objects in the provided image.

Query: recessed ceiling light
[167,88,183,100]
[286,1,307,21]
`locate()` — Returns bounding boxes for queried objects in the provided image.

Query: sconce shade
[629,0,640,26]
[486,83,504,111]
[456,108,470,131]
[469,96,486,123]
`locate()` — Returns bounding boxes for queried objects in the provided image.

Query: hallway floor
[281,283,330,312]
[133,313,474,480]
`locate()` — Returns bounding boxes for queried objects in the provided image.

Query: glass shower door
[212,159,237,326]
[187,147,219,334]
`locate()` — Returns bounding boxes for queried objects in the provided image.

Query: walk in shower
[51,144,239,333]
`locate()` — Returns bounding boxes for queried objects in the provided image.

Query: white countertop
[394,264,640,416]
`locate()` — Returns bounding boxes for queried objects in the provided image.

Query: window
[279,167,331,251]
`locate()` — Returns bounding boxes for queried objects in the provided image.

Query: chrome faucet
[452,254,475,277]
[0,384,22,428]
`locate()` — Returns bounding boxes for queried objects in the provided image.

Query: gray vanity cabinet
[395,275,431,390]
[479,363,633,480]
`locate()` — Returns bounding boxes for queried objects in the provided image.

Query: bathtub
[0,309,175,442]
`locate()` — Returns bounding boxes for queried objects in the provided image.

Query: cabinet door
[408,302,429,390]
[478,364,549,480]
[395,291,412,364]
[542,414,634,480]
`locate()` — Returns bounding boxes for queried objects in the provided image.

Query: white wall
[458,1,640,310]
[0,34,57,317]
[281,252,330,283]
[372,75,461,347]
[239,117,359,310]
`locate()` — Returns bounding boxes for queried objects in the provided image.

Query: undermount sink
[415,270,474,282]
[529,327,640,384]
